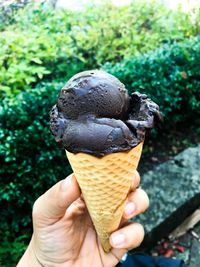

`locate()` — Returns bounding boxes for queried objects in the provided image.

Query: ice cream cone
[66,142,143,253]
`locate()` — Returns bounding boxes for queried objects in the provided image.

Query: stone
[134,145,200,250]
[189,222,200,267]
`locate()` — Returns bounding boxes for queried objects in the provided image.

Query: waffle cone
[66,142,143,253]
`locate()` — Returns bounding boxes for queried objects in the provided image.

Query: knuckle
[32,196,43,219]
[57,196,66,210]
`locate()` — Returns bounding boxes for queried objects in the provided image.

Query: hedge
[1,37,200,245]
[103,36,200,125]
[1,3,200,264]
[0,82,72,238]
[0,82,74,264]
[1,0,200,98]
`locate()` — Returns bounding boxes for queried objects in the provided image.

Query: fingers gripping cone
[66,142,143,253]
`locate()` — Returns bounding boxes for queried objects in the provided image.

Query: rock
[134,145,200,250]
[189,223,200,267]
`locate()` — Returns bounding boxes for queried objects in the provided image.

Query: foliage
[0,6,85,98]
[1,37,199,263]
[1,0,200,98]
[0,82,72,260]
[1,1,200,265]
[0,232,29,267]
[103,36,200,126]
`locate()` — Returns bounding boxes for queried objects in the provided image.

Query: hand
[17,172,149,267]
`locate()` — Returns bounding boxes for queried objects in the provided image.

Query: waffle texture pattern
[66,142,143,252]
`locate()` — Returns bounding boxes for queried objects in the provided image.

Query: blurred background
[0,0,199,266]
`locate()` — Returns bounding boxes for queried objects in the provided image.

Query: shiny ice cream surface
[50,70,161,156]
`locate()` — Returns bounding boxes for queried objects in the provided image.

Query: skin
[17,171,149,267]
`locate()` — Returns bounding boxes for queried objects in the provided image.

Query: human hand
[17,172,149,267]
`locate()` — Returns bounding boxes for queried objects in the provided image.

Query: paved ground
[133,145,200,266]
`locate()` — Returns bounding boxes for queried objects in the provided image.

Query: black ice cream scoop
[50,70,161,157]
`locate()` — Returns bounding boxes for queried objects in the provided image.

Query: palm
[25,174,147,267]
[34,197,121,267]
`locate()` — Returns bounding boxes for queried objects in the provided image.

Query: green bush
[103,36,200,126]
[1,0,200,98]
[1,37,199,256]
[0,232,29,267]
[1,1,200,265]
[0,6,86,98]
[0,82,72,258]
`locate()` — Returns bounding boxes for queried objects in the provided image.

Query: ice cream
[50,70,161,252]
[50,70,161,156]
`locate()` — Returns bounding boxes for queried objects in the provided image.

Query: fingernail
[61,175,72,191]
[125,202,136,216]
[111,233,125,247]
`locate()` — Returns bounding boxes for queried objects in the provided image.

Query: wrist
[17,236,43,267]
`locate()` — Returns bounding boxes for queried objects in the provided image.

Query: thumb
[33,174,81,226]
